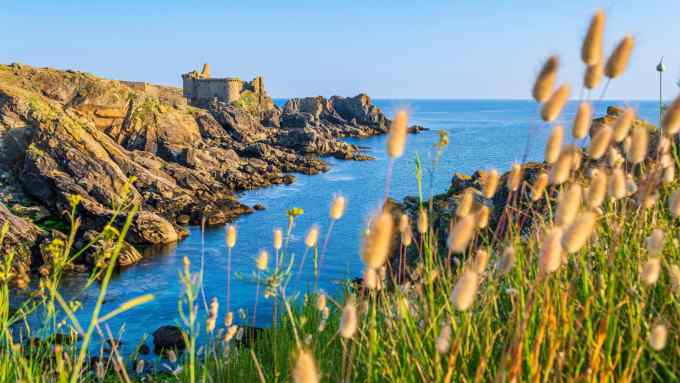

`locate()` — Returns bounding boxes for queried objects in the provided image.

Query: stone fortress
[181,63,266,106]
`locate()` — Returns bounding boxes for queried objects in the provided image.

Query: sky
[1,1,679,100]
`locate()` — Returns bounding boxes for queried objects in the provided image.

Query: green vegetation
[232,90,259,114]
[1,9,680,383]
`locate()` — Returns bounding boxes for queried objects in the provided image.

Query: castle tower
[201,63,211,78]
[226,78,242,103]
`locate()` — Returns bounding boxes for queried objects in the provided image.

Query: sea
[13,99,660,354]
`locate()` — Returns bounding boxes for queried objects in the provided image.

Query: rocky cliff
[0,63,413,276]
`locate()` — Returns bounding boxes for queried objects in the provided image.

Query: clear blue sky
[1,1,678,99]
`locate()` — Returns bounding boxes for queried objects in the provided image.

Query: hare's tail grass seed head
[572,102,592,140]
[533,56,560,103]
[584,62,604,90]
[541,84,571,122]
[539,227,564,274]
[447,214,476,254]
[605,35,634,79]
[545,125,564,165]
[450,269,479,311]
[581,9,605,65]
[226,225,237,248]
[531,172,549,201]
[362,211,394,269]
[329,194,346,220]
[662,95,680,135]
[292,349,319,383]
[387,110,408,158]
[613,108,635,142]
[588,125,612,160]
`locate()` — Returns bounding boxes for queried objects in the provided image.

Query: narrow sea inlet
[22,99,658,354]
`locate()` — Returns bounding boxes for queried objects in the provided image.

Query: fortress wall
[193,79,230,102]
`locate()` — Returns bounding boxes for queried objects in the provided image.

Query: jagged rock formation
[0,63,411,274]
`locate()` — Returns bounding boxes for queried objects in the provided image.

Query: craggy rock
[152,325,186,354]
[0,202,44,280]
[0,63,403,269]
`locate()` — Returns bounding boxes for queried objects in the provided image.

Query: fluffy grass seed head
[329,195,346,220]
[609,167,627,200]
[473,249,490,274]
[641,257,661,286]
[550,149,574,185]
[541,84,572,122]
[457,188,475,217]
[565,144,583,171]
[305,225,320,248]
[573,102,592,140]
[450,269,479,311]
[626,126,648,164]
[582,9,605,65]
[339,302,358,338]
[292,349,319,383]
[613,107,635,142]
[507,163,522,192]
[649,323,668,351]
[401,227,413,247]
[497,245,516,274]
[482,169,500,198]
[669,264,680,294]
[664,165,675,185]
[662,95,680,135]
[561,211,597,253]
[668,189,680,217]
[625,173,638,196]
[608,147,624,168]
[417,208,428,234]
[646,229,664,256]
[658,136,672,155]
[387,110,409,158]
[545,125,564,164]
[588,125,612,160]
[273,228,283,250]
[540,227,564,274]
[586,170,608,208]
[531,172,549,201]
[584,63,604,89]
[226,225,237,248]
[363,267,382,290]
[476,205,491,229]
[448,214,476,254]
[317,293,326,311]
[362,211,394,269]
[605,35,634,79]
[255,249,269,271]
[532,55,559,103]
[399,213,410,233]
[555,184,582,226]
[436,322,452,354]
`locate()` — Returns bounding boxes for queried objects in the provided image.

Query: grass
[2,9,680,383]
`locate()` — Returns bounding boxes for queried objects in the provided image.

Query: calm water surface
[18,99,659,352]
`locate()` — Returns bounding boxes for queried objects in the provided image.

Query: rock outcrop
[0,63,411,273]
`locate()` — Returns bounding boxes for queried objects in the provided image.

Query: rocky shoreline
[0,63,423,278]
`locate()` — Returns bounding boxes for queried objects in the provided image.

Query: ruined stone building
[181,63,266,106]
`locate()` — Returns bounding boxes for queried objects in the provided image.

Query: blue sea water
[16,99,659,353]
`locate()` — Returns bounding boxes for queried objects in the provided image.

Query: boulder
[152,325,186,354]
